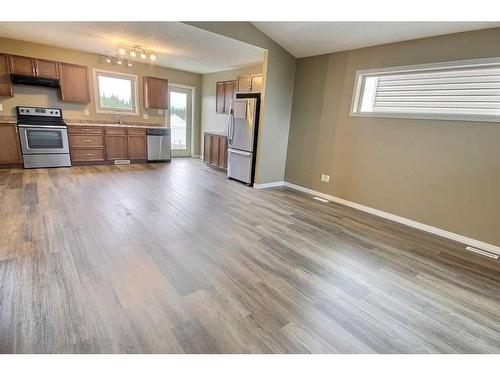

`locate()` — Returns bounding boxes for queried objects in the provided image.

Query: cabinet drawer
[127,127,146,135]
[71,149,105,162]
[105,127,127,135]
[69,134,104,148]
[68,126,103,134]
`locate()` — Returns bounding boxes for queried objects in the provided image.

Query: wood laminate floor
[0,159,499,353]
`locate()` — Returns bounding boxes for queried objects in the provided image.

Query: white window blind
[351,58,500,122]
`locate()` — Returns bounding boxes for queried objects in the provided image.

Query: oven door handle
[18,124,67,129]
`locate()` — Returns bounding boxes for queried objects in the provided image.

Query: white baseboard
[191,155,202,159]
[254,181,285,189]
[274,181,499,256]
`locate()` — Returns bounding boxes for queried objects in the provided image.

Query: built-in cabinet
[204,132,228,170]
[69,125,147,164]
[58,63,91,103]
[216,80,236,114]
[0,54,13,96]
[143,76,169,109]
[237,74,262,93]
[9,55,60,80]
[0,123,22,165]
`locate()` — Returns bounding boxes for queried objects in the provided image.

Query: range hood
[11,74,60,88]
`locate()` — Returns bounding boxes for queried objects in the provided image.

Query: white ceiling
[252,22,500,58]
[0,22,265,74]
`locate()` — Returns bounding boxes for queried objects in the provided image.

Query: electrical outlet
[143,113,149,119]
[84,109,90,116]
[0,104,3,112]
[320,174,325,181]
[324,175,330,183]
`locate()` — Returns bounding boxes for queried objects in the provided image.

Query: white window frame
[93,69,139,116]
[350,57,500,123]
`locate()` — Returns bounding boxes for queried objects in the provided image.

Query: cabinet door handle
[84,139,91,142]
[85,153,92,156]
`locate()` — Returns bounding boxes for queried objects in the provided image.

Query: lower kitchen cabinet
[68,126,105,163]
[204,132,227,170]
[105,129,128,160]
[127,128,147,160]
[0,123,22,165]
[69,125,149,164]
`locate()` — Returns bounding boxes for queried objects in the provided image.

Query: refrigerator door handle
[228,148,252,157]
[227,109,234,143]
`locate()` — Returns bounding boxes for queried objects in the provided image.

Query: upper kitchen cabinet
[0,54,13,96]
[236,73,263,93]
[9,55,35,76]
[35,59,59,79]
[143,76,168,109]
[216,80,236,114]
[9,55,59,79]
[58,62,91,103]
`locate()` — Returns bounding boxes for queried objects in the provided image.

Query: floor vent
[313,196,329,203]
[114,160,131,165]
[465,246,499,259]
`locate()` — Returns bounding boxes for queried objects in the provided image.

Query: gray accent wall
[285,28,500,246]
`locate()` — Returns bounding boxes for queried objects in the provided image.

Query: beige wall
[285,27,500,246]
[0,37,203,154]
[200,64,263,155]
[187,22,296,184]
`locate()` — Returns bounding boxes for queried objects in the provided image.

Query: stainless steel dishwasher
[147,128,171,162]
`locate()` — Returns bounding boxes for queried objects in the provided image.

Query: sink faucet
[116,115,122,125]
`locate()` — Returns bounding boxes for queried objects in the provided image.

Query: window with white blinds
[350,58,500,122]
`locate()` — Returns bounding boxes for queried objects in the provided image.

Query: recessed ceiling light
[118,48,126,55]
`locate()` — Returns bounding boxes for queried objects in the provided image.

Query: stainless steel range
[16,106,71,168]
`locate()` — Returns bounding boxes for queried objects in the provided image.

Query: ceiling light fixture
[130,50,137,58]
[105,57,112,64]
[118,48,126,55]
[150,54,156,61]
[117,45,157,63]
[140,50,147,59]
[116,59,123,65]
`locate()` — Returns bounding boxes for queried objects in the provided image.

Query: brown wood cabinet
[144,76,168,109]
[9,55,35,76]
[69,126,148,163]
[69,126,106,163]
[216,80,236,114]
[105,128,128,160]
[204,132,227,170]
[237,74,263,93]
[9,55,59,79]
[127,128,147,160]
[0,123,22,165]
[0,54,13,97]
[35,59,59,79]
[59,63,91,103]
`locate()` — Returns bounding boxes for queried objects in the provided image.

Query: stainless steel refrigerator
[226,93,260,186]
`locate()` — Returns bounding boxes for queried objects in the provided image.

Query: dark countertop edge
[66,123,166,129]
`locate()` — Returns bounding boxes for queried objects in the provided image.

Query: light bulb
[127,61,133,67]
[118,48,126,55]
[117,59,123,65]
[130,50,136,58]
[150,54,156,61]
[105,57,111,64]
[140,52,147,59]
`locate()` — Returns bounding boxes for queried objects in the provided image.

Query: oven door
[18,124,69,154]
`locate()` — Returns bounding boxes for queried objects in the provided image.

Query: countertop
[1,116,165,129]
[65,120,166,129]
[204,130,228,137]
